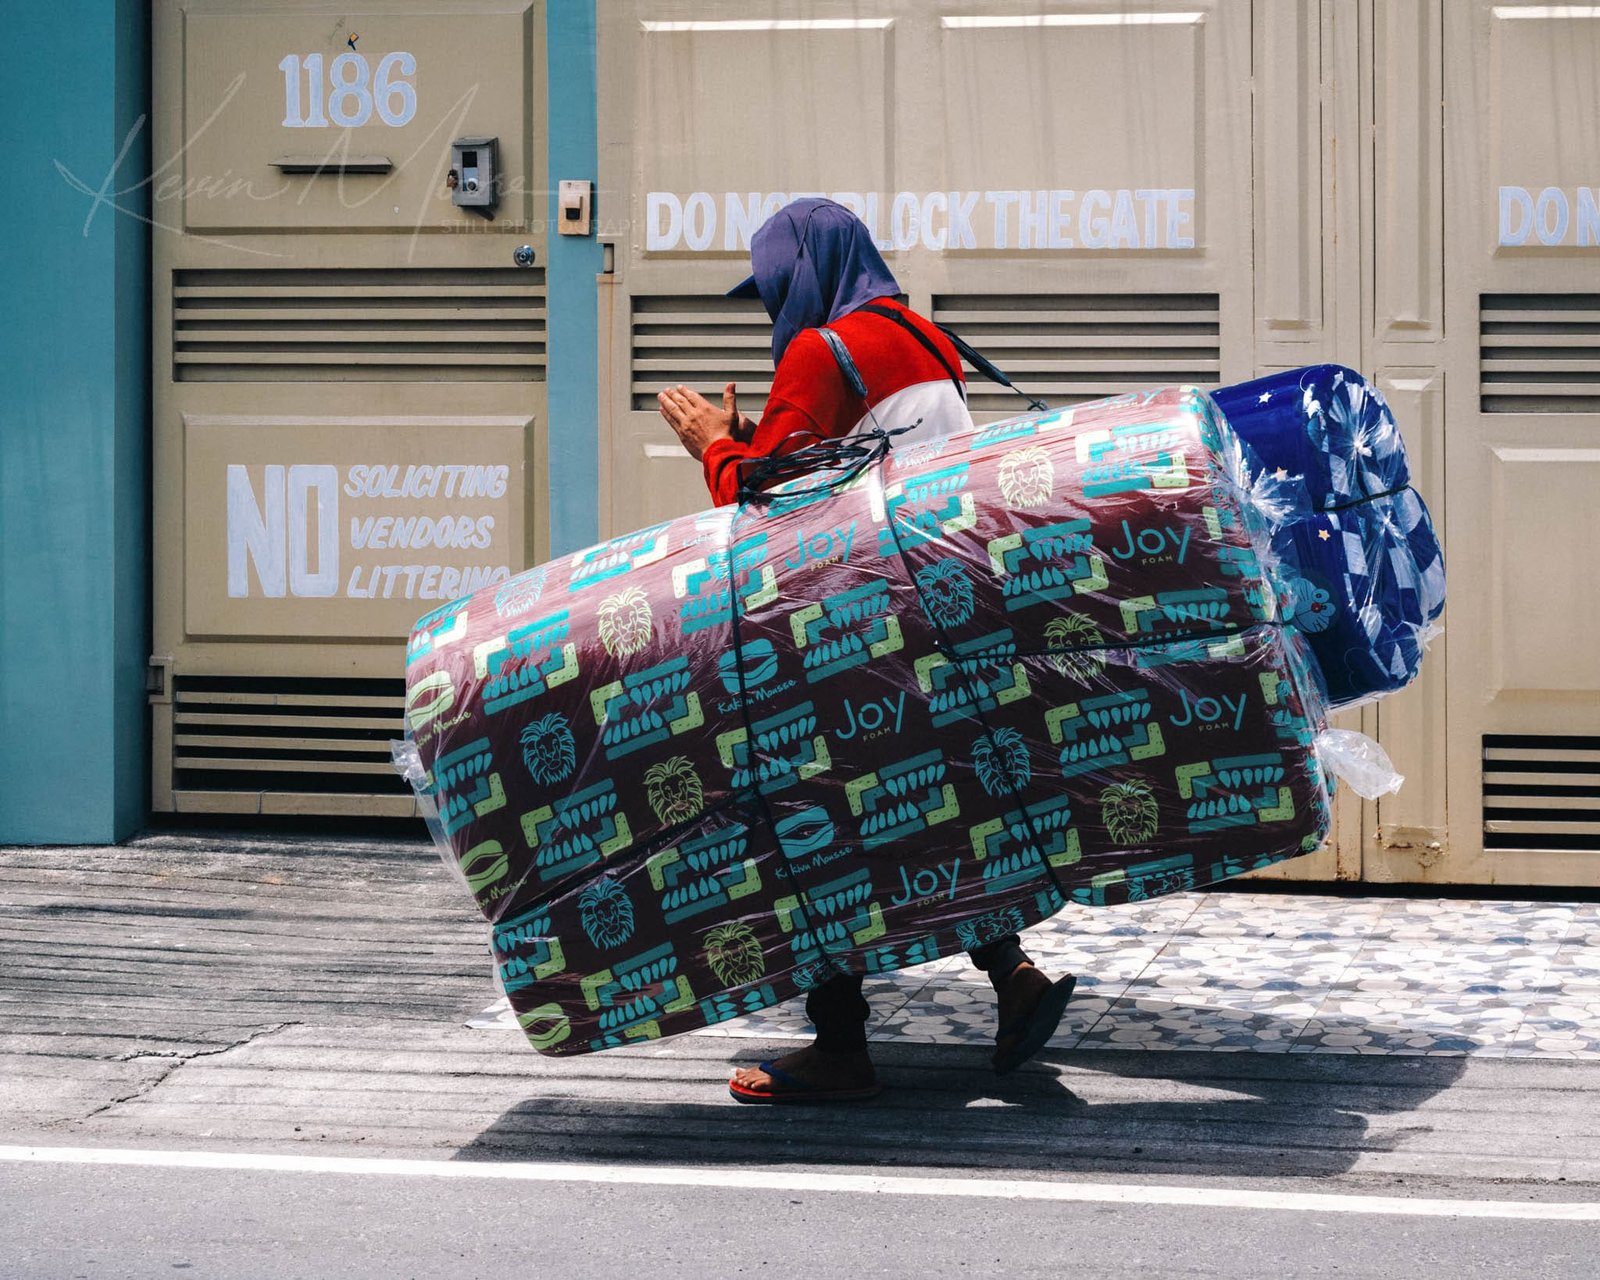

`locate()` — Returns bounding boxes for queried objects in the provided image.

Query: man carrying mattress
[657,197,1078,1104]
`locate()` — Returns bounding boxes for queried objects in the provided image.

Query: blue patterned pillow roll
[1213,366,1445,706]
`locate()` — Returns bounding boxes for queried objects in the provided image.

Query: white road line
[1,1145,1596,1221]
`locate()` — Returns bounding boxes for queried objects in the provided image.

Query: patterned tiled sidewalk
[476,892,1600,1058]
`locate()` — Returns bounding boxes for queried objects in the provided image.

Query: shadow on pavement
[457,1018,1468,1179]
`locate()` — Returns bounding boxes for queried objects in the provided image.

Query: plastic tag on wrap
[1314,728,1404,799]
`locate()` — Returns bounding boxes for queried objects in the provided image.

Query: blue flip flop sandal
[991,974,1078,1076]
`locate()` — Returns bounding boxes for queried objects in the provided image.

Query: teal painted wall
[0,0,151,843]
[545,0,603,557]
[0,2,592,841]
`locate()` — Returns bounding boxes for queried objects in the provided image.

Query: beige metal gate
[151,0,548,817]
[593,0,1388,879]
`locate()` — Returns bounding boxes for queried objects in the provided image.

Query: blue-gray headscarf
[727,198,901,365]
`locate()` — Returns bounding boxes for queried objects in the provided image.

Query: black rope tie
[734,423,919,508]
[1321,482,1415,515]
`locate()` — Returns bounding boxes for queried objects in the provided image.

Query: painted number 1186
[278,52,418,128]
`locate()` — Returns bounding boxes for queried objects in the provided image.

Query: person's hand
[723,383,757,442]
[658,382,754,460]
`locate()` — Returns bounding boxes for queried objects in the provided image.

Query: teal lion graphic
[955,907,1027,951]
[972,727,1031,797]
[577,877,635,949]
[916,559,976,628]
[791,959,838,991]
[519,712,576,785]
[494,565,547,618]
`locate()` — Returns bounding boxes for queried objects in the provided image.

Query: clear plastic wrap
[397,385,1342,1055]
[391,735,462,885]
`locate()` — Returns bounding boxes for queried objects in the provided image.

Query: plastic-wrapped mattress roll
[1212,365,1445,706]
[400,387,1333,1055]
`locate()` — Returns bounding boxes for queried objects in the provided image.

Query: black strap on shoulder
[816,326,869,400]
[860,302,1048,412]
[856,303,964,399]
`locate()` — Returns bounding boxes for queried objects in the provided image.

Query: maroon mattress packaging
[400,387,1331,1055]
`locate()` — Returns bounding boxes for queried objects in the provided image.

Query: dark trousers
[805,934,1031,1054]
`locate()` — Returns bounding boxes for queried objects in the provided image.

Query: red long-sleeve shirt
[700,297,972,506]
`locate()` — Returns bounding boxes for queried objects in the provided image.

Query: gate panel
[1371,0,1444,346]
[1369,369,1449,876]
[1246,0,1364,881]
[934,12,1208,227]
[152,0,548,816]
[1359,0,1452,881]
[596,1,1600,886]
[1254,1,1325,344]
[1431,1,1600,881]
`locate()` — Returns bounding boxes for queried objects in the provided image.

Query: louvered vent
[173,268,546,382]
[630,292,1223,415]
[171,675,415,817]
[1480,294,1600,413]
[1483,735,1600,852]
[933,293,1222,413]
[630,294,770,409]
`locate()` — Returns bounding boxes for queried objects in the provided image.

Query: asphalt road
[4,1154,1595,1280]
